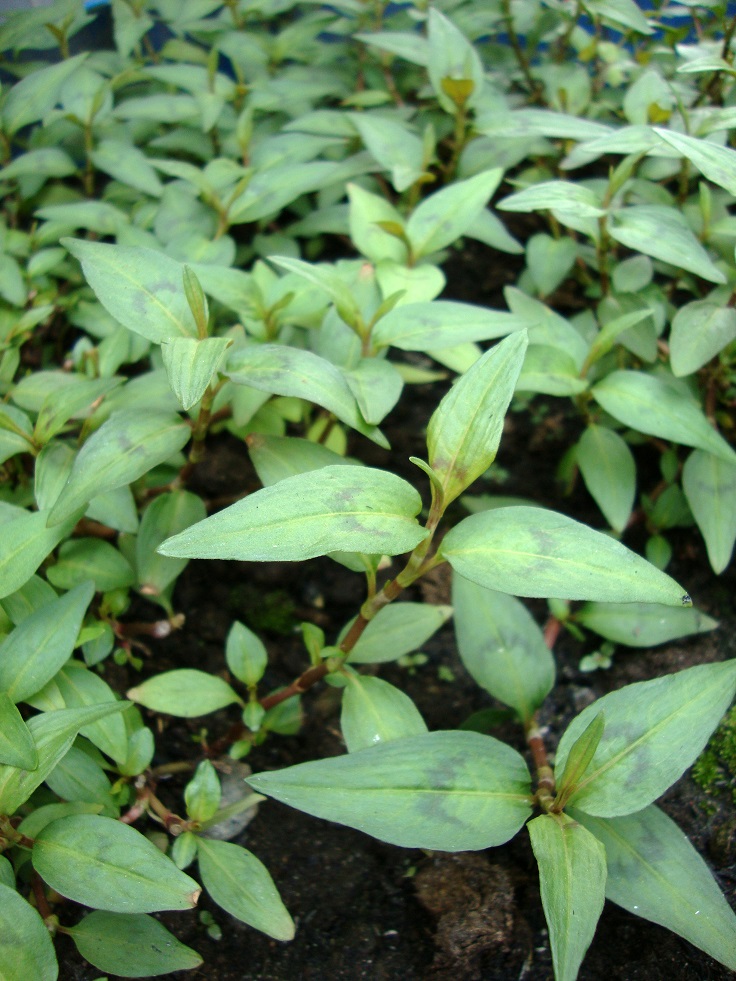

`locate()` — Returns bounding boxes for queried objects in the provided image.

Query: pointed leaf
[247,730,532,851]
[592,371,736,464]
[344,358,403,426]
[341,675,427,752]
[161,337,232,410]
[0,693,37,769]
[669,301,736,377]
[0,702,130,815]
[371,300,525,353]
[345,602,452,665]
[0,581,94,703]
[349,116,425,193]
[555,659,736,816]
[63,240,198,343]
[427,331,528,506]
[441,506,689,605]
[48,410,190,526]
[136,491,207,597]
[90,139,164,198]
[654,128,736,195]
[528,814,606,981]
[159,466,428,561]
[46,539,134,593]
[571,805,736,971]
[555,713,605,804]
[576,425,636,533]
[33,814,201,913]
[0,508,78,600]
[127,669,241,718]
[406,169,503,259]
[2,53,87,135]
[499,181,606,218]
[452,573,554,724]
[197,838,294,940]
[247,434,357,487]
[68,911,202,977]
[0,884,58,981]
[575,600,718,647]
[47,662,129,765]
[682,449,736,574]
[226,621,268,687]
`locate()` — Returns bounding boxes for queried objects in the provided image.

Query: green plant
[0,0,735,978]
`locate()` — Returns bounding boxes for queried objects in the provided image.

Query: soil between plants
[57,243,735,980]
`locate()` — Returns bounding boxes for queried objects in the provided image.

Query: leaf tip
[681,593,693,607]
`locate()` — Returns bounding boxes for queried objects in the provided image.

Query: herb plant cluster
[0,0,735,978]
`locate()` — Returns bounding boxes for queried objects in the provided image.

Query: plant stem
[500,0,542,102]
[526,715,555,810]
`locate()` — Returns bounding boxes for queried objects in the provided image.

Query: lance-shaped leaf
[247,433,358,487]
[593,371,736,464]
[159,466,428,561]
[227,344,388,447]
[427,331,528,507]
[0,580,93,702]
[528,814,607,981]
[136,491,206,597]
[348,116,425,193]
[2,53,87,135]
[0,508,78,600]
[0,884,58,981]
[67,911,203,977]
[341,675,428,752]
[669,301,736,378]
[576,425,636,533]
[554,713,605,808]
[654,128,736,196]
[554,659,736,817]
[48,410,191,526]
[0,702,130,815]
[63,240,197,343]
[197,839,294,940]
[34,376,122,446]
[441,506,689,605]
[344,358,403,426]
[571,805,736,972]
[127,669,242,718]
[161,337,232,410]
[575,601,717,647]
[370,300,526,353]
[344,602,452,664]
[247,730,532,851]
[452,573,554,724]
[406,169,502,259]
[0,693,37,769]
[498,181,606,218]
[33,814,201,913]
[682,450,736,574]
[268,255,361,326]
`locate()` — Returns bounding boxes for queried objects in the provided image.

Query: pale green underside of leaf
[576,425,636,533]
[159,465,427,561]
[441,506,688,605]
[371,301,526,352]
[247,730,532,851]
[127,669,241,718]
[528,815,607,981]
[682,449,736,574]
[572,806,736,971]
[555,659,736,816]
[575,601,717,647]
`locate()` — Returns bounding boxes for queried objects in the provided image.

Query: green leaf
[161,337,232,410]
[136,491,206,597]
[499,181,606,218]
[48,410,191,526]
[555,659,736,817]
[44,745,118,817]
[0,508,78,600]
[33,814,201,913]
[68,911,202,977]
[341,675,428,752]
[247,730,532,851]
[370,300,525,353]
[592,371,736,464]
[227,344,388,447]
[575,600,718,647]
[0,855,14,888]
[406,169,503,259]
[528,814,606,981]
[0,147,76,182]
[654,128,736,196]
[0,702,130,815]
[441,506,689,605]
[0,884,58,981]
[682,449,736,574]
[554,713,605,806]
[34,376,122,447]
[47,539,135,592]
[127,669,242,718]
[2,53,87,135]
[609,206,726,284]
[452,573,554,724]
[426,8,484,114]
[349,116,425,193]
[63,240,197,343]
[0,692,38,769]
[669,301,736,378]
[159,466,428,561]
[0,581,94,702]
[269,257,360,327]
[576,425,636,533]
[571,805,736,972]
[344,358,403,426]
[185,760,221,823]
[197,838,294,940]
[347,182,407,264]
[226,621,268,687]
[427,331,528,507]
[526,233,577,297]
[90,139,164,198]
[345,602,452,665]
[516,344,588,396]
[247,434,357,487]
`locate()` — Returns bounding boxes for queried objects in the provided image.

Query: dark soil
[57,243,736,980]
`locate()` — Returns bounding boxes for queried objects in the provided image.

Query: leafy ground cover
[0,1,735,979]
